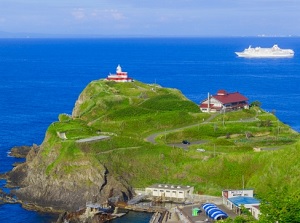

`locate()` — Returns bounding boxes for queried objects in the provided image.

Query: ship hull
[235,52,294,58]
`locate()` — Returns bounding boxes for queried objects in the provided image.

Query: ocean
[0,37,299,222]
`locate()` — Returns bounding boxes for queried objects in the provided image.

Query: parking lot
[179,203,237,223]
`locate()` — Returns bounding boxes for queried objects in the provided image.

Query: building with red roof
[199,90,249,113]
[106,65,133,82]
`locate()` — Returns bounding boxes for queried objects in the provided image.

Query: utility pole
[242,175,245,189]
[207,92,210,113]
[222,108,225,127]
[277,120,280,140]
[214,144,216,157]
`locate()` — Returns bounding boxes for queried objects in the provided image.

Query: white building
[199,90,249,113]
[222,189,260,218]
[145,184,194,202]
[222,189,254,199]
[106,65,133,82]
[250,205,260,220]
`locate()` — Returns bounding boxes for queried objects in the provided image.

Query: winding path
[145,109,259,146]
[145,113,219,145]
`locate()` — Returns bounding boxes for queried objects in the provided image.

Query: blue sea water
[0,37,300,222]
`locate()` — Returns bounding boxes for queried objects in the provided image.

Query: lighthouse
[106,65,133,82]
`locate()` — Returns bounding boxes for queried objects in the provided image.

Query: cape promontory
[7,79,199,211]
[7,79,300,214]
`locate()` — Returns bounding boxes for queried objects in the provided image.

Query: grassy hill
[45,79,299,198]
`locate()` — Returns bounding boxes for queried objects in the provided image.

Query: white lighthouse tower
[116,64,122,73]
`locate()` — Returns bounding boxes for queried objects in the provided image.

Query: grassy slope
[45,79,299,197]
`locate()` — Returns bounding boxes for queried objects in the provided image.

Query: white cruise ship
[235,44,294,58]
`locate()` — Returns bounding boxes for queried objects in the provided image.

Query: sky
[0,0,299,37]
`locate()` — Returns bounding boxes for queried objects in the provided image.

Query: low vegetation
[42,79,299,220]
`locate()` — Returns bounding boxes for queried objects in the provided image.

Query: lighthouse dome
[116,64,122,73]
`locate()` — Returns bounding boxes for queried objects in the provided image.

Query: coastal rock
[6,163,29,188]
[0,173,7,179]
[8,133,132,211]
[9,145,37,158]
[25,144,40,162]
[6,145,39,187]
[6,80,157,212]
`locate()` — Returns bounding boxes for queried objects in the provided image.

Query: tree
[222,215,257,223]
[250,101,262,108]
[259,187,300,223]
[221,206,257,223]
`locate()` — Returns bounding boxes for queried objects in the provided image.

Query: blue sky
[0,0,299,37]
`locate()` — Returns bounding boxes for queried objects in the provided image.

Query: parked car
[182,140,190,145]
[197,148,206,152]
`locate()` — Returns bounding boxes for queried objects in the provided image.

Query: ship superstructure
[235,44,294,58]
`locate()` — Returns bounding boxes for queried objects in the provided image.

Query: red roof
[217,89,227,95]
[213,92,248,104]
[199,104,222,109]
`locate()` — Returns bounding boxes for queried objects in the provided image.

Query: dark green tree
[250,101,262,108]
[222,206,257,223]
[259,187,300,223]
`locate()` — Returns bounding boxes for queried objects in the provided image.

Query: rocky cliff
[8,135,132,211]
[6,81,139,212]
[6,79,199,212]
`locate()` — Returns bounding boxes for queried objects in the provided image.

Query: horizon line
[0,35,299,39]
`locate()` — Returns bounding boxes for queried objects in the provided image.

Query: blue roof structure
[207,207,220,215]
[228,196,260,207]
[211,210,227,219]
[202,203,228,220]
[202,203,216,209]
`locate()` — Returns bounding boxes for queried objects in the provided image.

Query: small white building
[145,184,194,202]
[222,189,260,218]
[222,189,254,199]
[250,205,260,220]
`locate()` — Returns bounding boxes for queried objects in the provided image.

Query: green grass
[40,79,300,199]
[140,94,199,112]
[49,119,97,140]
[45,141,83,175]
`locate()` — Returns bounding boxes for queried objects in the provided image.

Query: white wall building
[199,90,249,113]
[222,189,254,199]
[145,184,194,202]
[250,205,260,220]
[222,189,260,218]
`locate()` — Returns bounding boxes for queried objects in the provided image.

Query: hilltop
[7,79,300,212]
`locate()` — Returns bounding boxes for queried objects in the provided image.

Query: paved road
[145,113,219,145]
[145,110,259,147]
[76,135,110,143]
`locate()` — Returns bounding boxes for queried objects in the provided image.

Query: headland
[2,78,300,222]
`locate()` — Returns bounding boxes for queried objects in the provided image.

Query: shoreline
[1,145,224,223]
[2,105,299,222]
